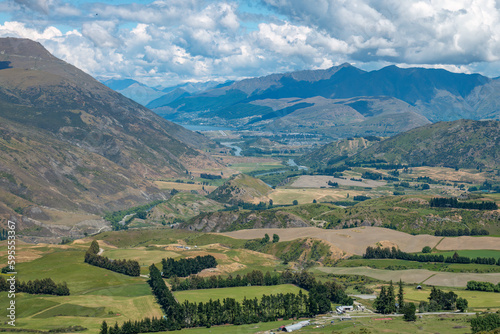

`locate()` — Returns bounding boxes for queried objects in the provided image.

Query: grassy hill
[207,173,272,204]
[347,119,500,169]
[298,136,381,168]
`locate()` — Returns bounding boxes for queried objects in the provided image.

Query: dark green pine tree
[386,281,396,314]
[100,320,108,334]
[397,279,405,312]
[374,286,387,313]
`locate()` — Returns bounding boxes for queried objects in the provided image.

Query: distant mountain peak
[0,37,56,61]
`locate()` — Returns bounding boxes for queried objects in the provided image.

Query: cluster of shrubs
[467,280,500,293]
[434,228,489,236]
[161,255,217,278]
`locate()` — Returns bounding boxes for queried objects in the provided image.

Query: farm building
[336,305,354,313]
[283,320,310,332]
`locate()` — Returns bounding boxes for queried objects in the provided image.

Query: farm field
[433,249,500,260]
[403,288,500,309]
[154,181,217,192]
[292,175,387,188]
[267,187,367,205]
[174,284,306,303]
[222,227,500,255]
[315,266,500,287]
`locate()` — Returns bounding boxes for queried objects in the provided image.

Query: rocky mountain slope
[0,37,219,238]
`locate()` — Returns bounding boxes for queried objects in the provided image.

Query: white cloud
[3,0,500,86]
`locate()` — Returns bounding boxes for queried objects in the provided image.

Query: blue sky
[1,0,500,87]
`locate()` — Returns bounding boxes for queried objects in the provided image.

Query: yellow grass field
[222,227,500,255]
[154,181,216,192]
[315,267,500,288]
[267,188,366,205]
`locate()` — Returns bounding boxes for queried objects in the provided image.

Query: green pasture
[174,284,306,303]
[434,249,500,260]
[13,248,145,294]
[229,162,285,173]
[404,288,500,309]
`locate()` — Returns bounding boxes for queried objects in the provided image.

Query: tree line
[429,197,498,210]
[434,228,489,236]
[0,276,69,296]
[467,280,500,293]
[170,270,280,291]
[85,240,140,276]
[199,173,222,180]
[169,269,352,307]
[363,246,500,266]
[161,255,217,278]
[118,264,348,334]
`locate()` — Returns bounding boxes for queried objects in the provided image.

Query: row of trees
[434,228,489,236]
[170,270,281,291]
[0,276,70,296]
[161,255,217,278]
[429,197,498,210]
[467,280,500,293]
[363,246,500,266]
[141,264,334,333]
[85,240,140,276]
[169,269,352,307]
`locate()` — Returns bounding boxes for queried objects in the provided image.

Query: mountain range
[0,37,218,238]
[149,63,500,137]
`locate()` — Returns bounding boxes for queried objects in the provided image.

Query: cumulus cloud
[263,0,500,66]
[2,0,500,86]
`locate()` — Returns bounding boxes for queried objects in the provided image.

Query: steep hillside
[348,119,500,169]
[0,37,219,236]
[181,209,310,233]
[152,63,500,137]
[208,174,272,204]
[298,136,381,168]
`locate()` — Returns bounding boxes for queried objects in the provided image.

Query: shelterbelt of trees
[429,197,498,210]
[102,265,352,334]
[0,276,69,296]
[467,280,500,293]
[364,246,500,265]
[161,255,217,278]
[85,241,140,276]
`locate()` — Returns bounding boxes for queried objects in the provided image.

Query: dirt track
[221,227,500,255]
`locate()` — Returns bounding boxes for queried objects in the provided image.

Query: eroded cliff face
[181,210,310,233]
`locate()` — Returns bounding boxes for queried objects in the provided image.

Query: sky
[1,0,500,87]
